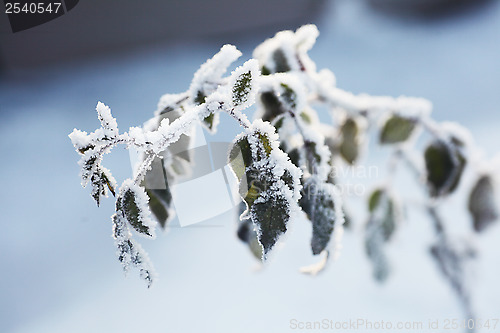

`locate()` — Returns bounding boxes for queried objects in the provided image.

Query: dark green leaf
[261,91,283,122]
[380,115,416,144]
[194,91,206,105]
[468,175,498,232]
[273,48,291,73]
[202,113,216,131]
[425,140,466,197]
[117,189,153,237]
[251,195,289,257]
[287,148,301,168]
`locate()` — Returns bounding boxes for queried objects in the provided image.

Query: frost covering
[70,25,498,319]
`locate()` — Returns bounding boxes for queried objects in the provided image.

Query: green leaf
[202,113,216,131]
[368,189,383,213]
[273,48,291,73]
[299,112,312,124]
[117,189,153,237]
[232,71,252,106]
[258,133,272,157]
[194,91,206,105]
[424,140,466,197]
[339,118,360,165]
[380,115,416,144]
[251,195,290,257]
[287,148,301,168]
[89,167,115,206]
[260,91,283,122]
[229,137,253,181]
[468,175,498,232]
[261,66,271,76]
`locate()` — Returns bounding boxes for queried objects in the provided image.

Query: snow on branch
[70,25,499,317]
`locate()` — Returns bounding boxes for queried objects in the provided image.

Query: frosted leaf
[300,176,345,255]
[112,213,156,288]
[116,179,157,238]
[253,25,318,74]
[468,175,498,232]
[294,24,319,53]
[189,44,242,105]
[69,129,93,154]
[251,194,290,258]
[228,59,260,111]
[364,188,400,282]
[228,120,302,258]
[259,74,307,114]
[155,93,189,116]
[96,102,118,138]
[143,156,175,229]
[90,166,117,206]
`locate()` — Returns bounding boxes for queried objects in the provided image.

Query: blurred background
[1,0,500,332]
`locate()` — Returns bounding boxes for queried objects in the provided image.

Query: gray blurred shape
[0,0,325,70]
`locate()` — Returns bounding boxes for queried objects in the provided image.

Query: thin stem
[133,153,156,186]
[227,107,251,128]
[427,204,445,236]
